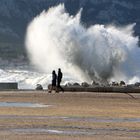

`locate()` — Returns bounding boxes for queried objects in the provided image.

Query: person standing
[50,70,57,93]
[57,68,64,92]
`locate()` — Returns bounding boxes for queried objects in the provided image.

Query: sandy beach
[0,90,140,140]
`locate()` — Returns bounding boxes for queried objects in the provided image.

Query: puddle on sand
[12,128,140,136]
[13,128,97,135]
[64,117,140,123]
[0,115,140,123]
[0,102,51,108]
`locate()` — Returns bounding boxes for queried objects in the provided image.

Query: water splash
[0,67,50,89]
[25,4,140,84]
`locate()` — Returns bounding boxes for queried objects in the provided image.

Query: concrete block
[0,83,18,90]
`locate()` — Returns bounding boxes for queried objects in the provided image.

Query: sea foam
[25,4,140,85]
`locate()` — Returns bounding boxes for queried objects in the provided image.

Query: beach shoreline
[0,91,140,140]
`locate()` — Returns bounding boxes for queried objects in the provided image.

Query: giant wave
[25,4,140,85]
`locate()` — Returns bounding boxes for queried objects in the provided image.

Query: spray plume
[25,4,140,84]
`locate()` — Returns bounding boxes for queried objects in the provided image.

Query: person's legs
[51,80,57,93]
[57,80,64,92]
[57,81,60,92]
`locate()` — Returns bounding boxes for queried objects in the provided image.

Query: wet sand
[0,90,140,140]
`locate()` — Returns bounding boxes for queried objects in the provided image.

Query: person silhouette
[57,68,64,92]
[50,70,57,93]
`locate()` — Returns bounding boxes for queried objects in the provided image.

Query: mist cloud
[25,4,140,84]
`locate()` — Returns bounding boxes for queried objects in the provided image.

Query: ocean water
[0,63,79,89]
[1,4,140,89]
[0,65,48,89]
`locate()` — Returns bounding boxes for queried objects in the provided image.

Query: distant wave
[0,67,49,89]
[0,65,80,89]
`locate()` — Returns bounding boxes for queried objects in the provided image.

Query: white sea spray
[24,4,140,85]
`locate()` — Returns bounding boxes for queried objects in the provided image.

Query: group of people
[50,68,64,93]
